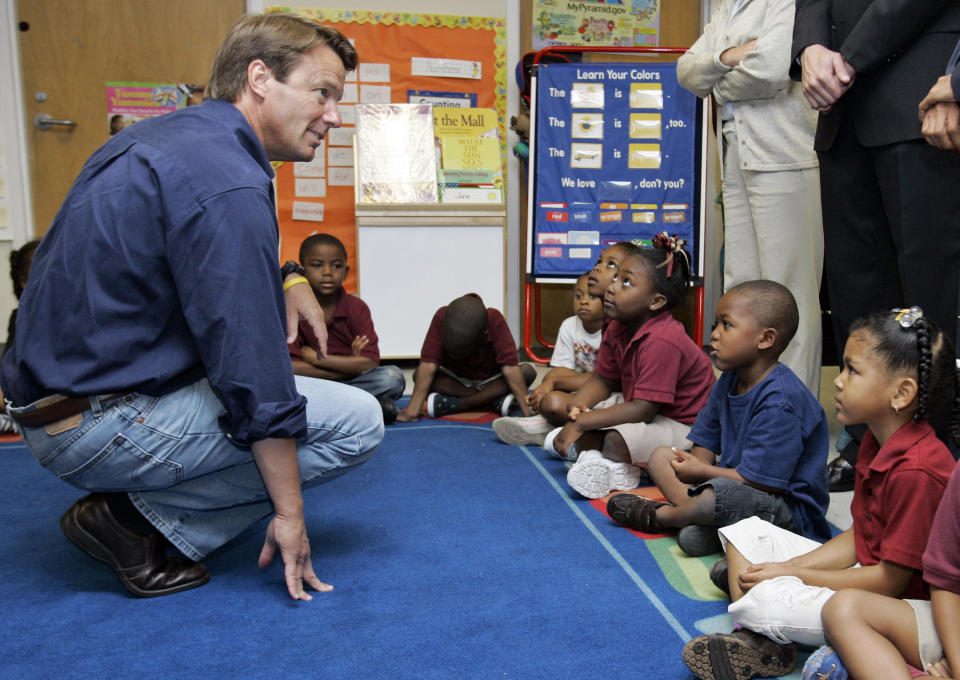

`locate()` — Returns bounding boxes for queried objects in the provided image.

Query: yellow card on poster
[630,83,663,109]
[630,113,662,139]
[629,143,661,169]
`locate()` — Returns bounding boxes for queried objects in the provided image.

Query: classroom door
[16,0,245,237]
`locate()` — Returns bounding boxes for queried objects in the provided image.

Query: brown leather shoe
[60,493,210,597]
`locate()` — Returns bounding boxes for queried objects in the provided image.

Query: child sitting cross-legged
[548,235,716,499]
[288,233,406,423]
[493,241,635,445]
[805,453,960,680]
[605,280,831,559]
[682,307,960,680]
[492,270,604,446]
[396,294,536,422]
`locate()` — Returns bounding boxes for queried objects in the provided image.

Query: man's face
[259,44,346,162]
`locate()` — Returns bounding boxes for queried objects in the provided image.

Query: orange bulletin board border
[269,7,508,293]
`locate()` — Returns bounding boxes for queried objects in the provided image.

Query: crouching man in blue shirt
[0,13,383,600]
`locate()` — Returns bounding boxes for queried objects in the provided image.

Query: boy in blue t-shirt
[606,280,830,556]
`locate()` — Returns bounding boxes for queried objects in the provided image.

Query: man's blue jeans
[10,376,383,560]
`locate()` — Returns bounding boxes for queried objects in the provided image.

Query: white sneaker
[567,450,643,499]
[543,427,579,461]
[607,460,644,492]
[492,414,552,445]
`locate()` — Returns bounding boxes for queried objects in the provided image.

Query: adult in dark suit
[792,0,960,488]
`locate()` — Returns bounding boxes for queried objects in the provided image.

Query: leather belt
[10,393,128,428]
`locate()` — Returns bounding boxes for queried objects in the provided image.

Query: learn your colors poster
[530,62,702,278]
[533,0,659,49]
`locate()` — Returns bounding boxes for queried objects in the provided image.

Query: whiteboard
[357,225,505,358]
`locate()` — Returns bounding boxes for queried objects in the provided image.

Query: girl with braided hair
[797,311,960,680]
[683,307,960,680]
[547,234,716,500]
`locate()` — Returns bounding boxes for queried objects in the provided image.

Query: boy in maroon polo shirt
[396,293,536,421]
[289,234,405,423]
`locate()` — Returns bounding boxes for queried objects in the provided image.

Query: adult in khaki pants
[678,0,822,395]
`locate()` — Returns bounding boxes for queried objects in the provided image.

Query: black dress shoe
[709,557,730,597]
[60,493,210,597]
[827,456,856,492]
[377,396,398,425]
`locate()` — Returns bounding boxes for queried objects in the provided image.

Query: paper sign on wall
[411,57,482,80]
[295,178,327,198]
[292,201,325,222]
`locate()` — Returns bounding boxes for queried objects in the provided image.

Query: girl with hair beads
[683,307,960,680]
[492,240,633,446]
[546,234,715,499]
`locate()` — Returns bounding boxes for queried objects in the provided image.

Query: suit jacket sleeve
[791,0,832,77]
[842,0,954,75]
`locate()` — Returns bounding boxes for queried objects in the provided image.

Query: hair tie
[651,231,689,279]
[893,306,923,329]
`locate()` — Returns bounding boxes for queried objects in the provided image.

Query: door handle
[34,113,77,130]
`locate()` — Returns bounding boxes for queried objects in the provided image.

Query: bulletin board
[527,60,706,280]
[268,6,507,293]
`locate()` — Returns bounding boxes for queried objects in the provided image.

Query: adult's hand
[719,38,758,68]
[251,438,330,601]
[800,44,855,112]
[259,513,332,600]
[284,276,327,357]
[921,101,960,151]
[920,74,957,120]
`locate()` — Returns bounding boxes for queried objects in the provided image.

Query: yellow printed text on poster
[441,137,501,173]
[433,107,498,137]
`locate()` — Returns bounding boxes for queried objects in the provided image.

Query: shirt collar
[615,311,672,349]
[859,420,933,474]
[331,287,349,319]
[199,99,274,180]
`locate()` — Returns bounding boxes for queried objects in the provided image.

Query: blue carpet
[0,420,739,679]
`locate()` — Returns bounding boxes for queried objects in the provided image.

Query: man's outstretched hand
[259,513,333,600]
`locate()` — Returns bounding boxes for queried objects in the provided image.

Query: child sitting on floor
[682,307,960,680]
[806,453,960,679]
[548,234,716,500]
[606,280,831,557]
[396,293,536,422]
[0,239,40,433]
[288,233,405,423]
[492,241,634,445]
[492,270,603,445]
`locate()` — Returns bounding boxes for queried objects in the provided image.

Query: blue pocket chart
[528,61,704,280]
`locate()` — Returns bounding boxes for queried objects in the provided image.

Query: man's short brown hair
[206,13,357,102]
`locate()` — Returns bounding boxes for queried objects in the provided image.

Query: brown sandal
[606,494,670,532]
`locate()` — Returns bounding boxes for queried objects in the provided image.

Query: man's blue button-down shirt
[0,99,307,444]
